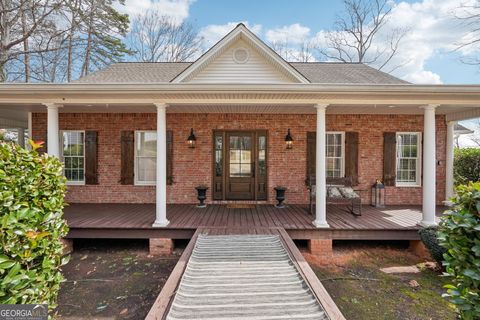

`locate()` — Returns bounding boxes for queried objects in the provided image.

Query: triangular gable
[172,24,310,84]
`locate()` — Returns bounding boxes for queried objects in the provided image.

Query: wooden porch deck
[64,204,446,240]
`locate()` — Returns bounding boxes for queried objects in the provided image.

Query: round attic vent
[233,47,249,64]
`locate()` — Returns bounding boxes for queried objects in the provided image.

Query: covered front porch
[63,203,446,240]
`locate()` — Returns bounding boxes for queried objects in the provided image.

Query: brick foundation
[409,240,432,260]
[149,238,173,255]
[32,113,447,205]
[60,238,73,255]
[308,239,333,263]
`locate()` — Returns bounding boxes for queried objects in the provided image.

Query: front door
[213,130,267,201]
[226,132,255,200]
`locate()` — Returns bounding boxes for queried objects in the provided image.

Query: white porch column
[45,104,60,157]
[17,128,25,148]
[445,121,455,202]
[313,104,329,228]
[27,112,32,143]
[152,103,169,227]
[420,104,438,227]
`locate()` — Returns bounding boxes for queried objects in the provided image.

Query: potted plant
[195,185,208,208]
[274,186,287,208]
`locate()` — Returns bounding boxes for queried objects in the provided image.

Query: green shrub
[418,227,446,268]
[438,182,480,319]
[454,148,480,185]
[0,141,69,313]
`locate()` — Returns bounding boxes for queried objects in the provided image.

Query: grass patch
[310,243,456,320]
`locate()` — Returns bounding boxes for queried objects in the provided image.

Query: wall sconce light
[285,129,293,149]
[187,128,196,148]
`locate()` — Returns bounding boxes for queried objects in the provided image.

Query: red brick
[149,238,173,256]
[308,239,333,256]
[32,113,447,205]
[409,240,432,260]
[60,238,73,255]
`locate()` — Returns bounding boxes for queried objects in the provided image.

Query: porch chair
[307,176,364,217]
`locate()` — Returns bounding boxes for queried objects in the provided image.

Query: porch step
[165,235,329,320]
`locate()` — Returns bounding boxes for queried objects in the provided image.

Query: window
[135,131,156,185]
[396,132,422,186]
[61,131,85,184]
[229,135,252,177]
[326,132,345,178]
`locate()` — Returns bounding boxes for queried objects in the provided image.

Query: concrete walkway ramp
[167,234,331,320]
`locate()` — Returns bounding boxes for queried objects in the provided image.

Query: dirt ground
[56,239,183,320]
[304,241,457,320]
[56,239,456,320]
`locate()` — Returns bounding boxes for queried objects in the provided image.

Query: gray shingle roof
[454,123,474,134]
[73,61,408,84]
[290,63,408,84]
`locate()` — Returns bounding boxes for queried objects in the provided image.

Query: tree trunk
[21,9,30,82]
[67,31,73,81]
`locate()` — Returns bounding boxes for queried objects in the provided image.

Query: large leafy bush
[454,148,480,185]
[438,182,480,319]
[418,226,446,268]
[0,141,69,312]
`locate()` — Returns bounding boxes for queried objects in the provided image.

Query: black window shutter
[120,131,134,185]
[306,132,316,185]
[167,130,173,185]
[85,131,98,185]
[383,132,397,186]
[345,132,359,186]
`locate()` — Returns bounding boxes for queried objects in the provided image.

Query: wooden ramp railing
[146,227,345,320]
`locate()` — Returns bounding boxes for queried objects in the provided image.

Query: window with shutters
[326,132,345,178]
[396,132,422,186]
[61,130,85,185]
[134,131,157,185]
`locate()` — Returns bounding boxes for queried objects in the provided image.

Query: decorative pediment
[172,24,309,84]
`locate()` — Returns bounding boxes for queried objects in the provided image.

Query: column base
[312,220,330,228]
[149,238,173,255]
[60,238,73,256]
[418,220,438,228]
[307,239,333,264]
[409,240,431,260]
[152,219,170,228]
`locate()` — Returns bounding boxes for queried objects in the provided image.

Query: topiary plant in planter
[0,141,69,315]
[418,226,447,268]
[438,182,480,320]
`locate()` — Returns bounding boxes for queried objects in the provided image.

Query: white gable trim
[172,24,310,84]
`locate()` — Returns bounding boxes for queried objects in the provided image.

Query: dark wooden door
[226,132,255,200]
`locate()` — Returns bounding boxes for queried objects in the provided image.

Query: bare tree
[128,9,203,62]
[0,0,65,82]
[463,119,480,147]
[454,1,480,67]
[270,39,316,62]
[319,0,408,72]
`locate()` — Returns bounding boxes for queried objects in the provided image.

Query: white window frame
[134,130,156,186]
[395,132,422,187]
[60,130,85,186]
[326,131,345,178]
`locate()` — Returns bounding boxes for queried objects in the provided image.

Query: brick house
[2,24,480,255]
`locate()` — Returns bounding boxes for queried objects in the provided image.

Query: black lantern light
[187,128,196,148]
[371,179,386,208]
[285,129,293,149]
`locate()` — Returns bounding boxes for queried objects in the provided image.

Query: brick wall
[31,112,447,205]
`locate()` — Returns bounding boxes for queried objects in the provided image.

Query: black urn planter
[195,186,208,208]
[274,186,287,208]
